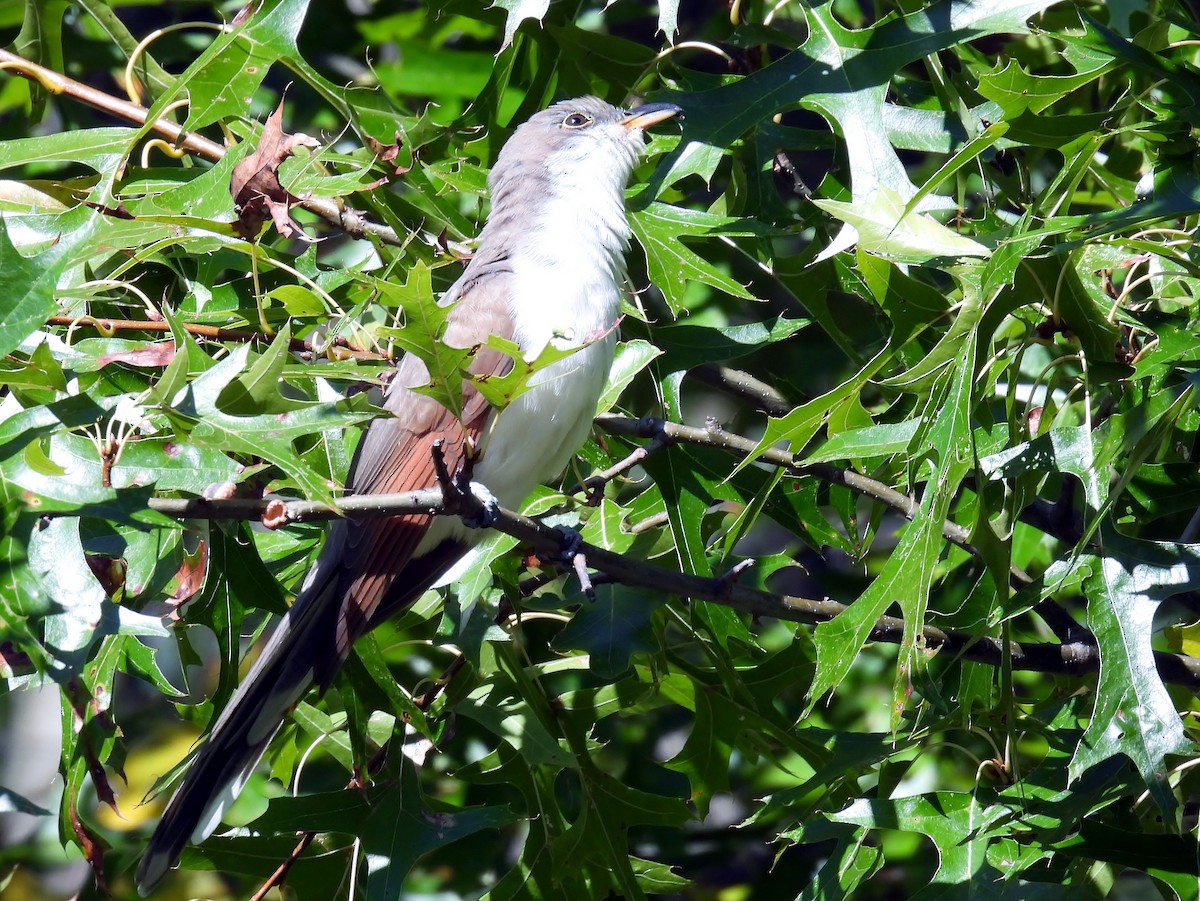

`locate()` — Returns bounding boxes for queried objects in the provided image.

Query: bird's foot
[430,440,497,527]
[460,481,499,528]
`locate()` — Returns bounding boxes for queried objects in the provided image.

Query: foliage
[3,0,1200,899]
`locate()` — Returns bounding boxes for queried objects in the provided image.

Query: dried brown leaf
[230,102,320,241]
[169,539,207,609]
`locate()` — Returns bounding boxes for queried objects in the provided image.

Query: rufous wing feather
[136,277,516,893]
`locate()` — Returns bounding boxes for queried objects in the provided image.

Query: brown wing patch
[326,278,516,667]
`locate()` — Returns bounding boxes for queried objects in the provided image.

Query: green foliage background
[4,0,1200,898]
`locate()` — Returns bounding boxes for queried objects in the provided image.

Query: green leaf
[552,583,662,680]
[1016,255,1122,366]
[254,766,519,899]
[179,0,309,131]
[0,217,75,358]
[162,344,373,503]
[376,267,470,418]
[813,186,990,263]
[803,417,921,464]
[597,339,662,411]
[471,333,596,411]
[831,793,1083,900]
[653,315,809,375]
[810,328,976,714]
[455,678,575,768]
[977,54,1116,117]
[493,0,550,48]
[1072,538,1200,819]
[29,517,106,664]
[630,203,772,310]
[787,820,883,901]
[219,323,295,415]
[0,127,130,174]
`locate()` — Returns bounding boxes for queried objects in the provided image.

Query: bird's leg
[459,482,499,528]
[430,439,499,528]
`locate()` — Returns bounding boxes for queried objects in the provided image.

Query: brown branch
[249,832,315,901]
[593,413,1076,641]
[595,413,979,555]
[138,488,1200,690]
[689,363,794,416]
[0,49,405,247]
[0,49,225,161]
[149,411,1092,660]
[147,489,442,524]
[570,428,669,501]
[47,315,391,361]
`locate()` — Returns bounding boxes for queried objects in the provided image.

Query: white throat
[507,175,631,355]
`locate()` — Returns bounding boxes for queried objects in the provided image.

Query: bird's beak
[622,101,683,131]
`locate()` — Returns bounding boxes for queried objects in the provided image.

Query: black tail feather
[135,563,341,893]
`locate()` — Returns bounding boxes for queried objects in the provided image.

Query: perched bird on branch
[136,95,681,893]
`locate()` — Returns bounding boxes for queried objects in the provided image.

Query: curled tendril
[123,21,227,105]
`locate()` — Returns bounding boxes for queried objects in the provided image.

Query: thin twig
[570,427,668,501]
[46,315,391,361]
[0,48,224,160]
[249,833,315,901]
[594,414,975,551]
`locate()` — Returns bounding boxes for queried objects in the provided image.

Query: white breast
[424,177,630,554]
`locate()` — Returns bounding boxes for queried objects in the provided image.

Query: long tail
[135,553,344,894]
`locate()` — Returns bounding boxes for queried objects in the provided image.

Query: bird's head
[489,96,682,207]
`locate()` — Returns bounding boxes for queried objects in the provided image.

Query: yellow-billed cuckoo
[135,95,681,892]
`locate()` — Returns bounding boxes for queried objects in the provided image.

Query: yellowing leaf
[813,186,990,263]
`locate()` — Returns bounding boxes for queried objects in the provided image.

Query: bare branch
[249,833,315,901]
[47,315,391,361]
[594,413,1083,644]
[0,49,224,160]
[147,489,442,523]
[595,413,976,550]
[140,487,1200,690]
[689,363,794,416]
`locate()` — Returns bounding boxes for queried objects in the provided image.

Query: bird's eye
[562,112,593,129]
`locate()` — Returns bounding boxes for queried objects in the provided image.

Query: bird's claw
[553,525,584,562]
[460,481,499,529]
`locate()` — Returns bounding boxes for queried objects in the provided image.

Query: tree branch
[593,413,1080,642]
[0,49,405,248]
[689,364,794,416]
[47,315,390,361]
[142,488,1200,690]
[148,489,442,524]
[594,414,981,561]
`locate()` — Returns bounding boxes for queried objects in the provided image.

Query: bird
[135,95,682,893]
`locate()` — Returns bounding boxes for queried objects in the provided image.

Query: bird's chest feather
[509,198,627,347]
[470,213,626,505]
